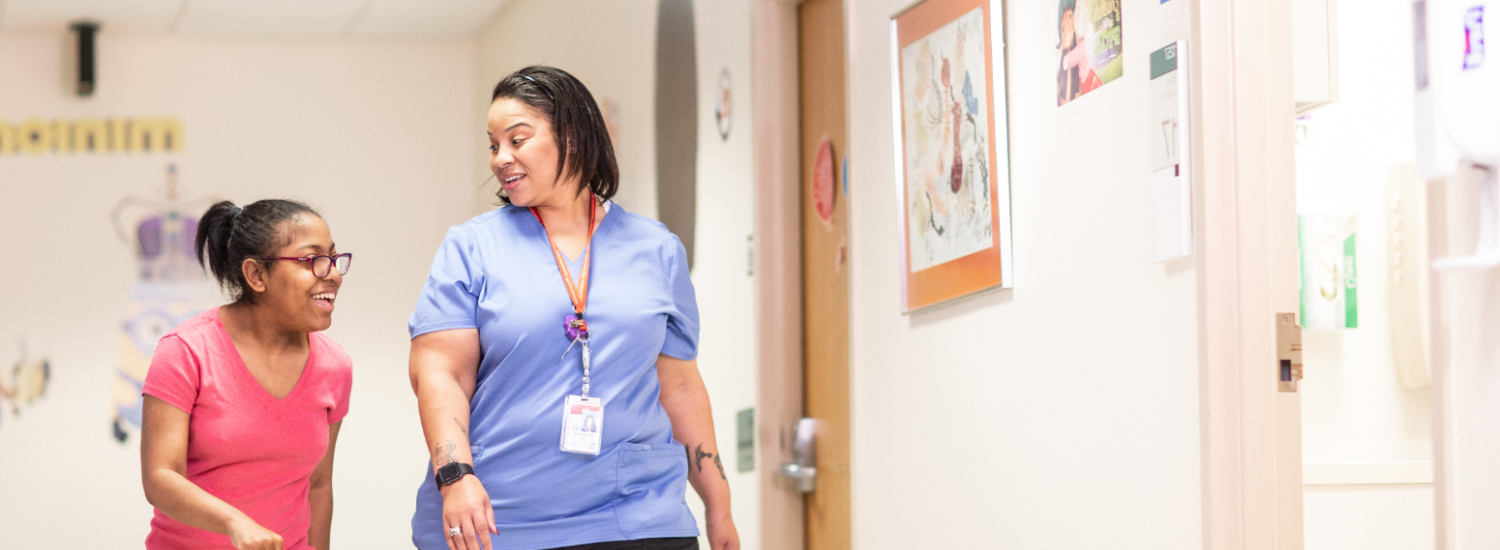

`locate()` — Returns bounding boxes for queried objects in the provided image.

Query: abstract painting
[893,0,1011,311]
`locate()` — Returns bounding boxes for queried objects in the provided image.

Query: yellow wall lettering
[110,118,128,153]
[73,118,107,153]
[17,118,51,155]
[0,120,15,154]
[128,118,185,153]
[0,116,182,155]
[53,119,72,153]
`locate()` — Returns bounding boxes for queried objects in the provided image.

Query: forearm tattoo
[693,443,729,481]
[434,417,469,469]
[435,440,459,468]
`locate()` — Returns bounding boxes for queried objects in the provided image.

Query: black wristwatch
[434,462,475,489]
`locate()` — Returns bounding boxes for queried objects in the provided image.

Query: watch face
[437,463,470,485]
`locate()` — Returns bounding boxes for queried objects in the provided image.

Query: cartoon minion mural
[108,165,220,443]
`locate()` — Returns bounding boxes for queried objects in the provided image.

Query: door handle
[777,417,817,493]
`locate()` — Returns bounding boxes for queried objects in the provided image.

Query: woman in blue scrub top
[408,66,741,550]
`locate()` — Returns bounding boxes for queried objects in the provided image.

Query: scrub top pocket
[614,442,696,537]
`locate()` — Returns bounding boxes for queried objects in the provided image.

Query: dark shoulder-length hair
[491,66,619,204]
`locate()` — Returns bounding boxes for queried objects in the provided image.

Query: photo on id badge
[561,395,604,455]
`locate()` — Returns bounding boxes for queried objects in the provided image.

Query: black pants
[548,538,699,550]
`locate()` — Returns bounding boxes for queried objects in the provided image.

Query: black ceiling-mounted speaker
[70,21,100,97]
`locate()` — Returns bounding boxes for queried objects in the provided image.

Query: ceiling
[0,0,511,38]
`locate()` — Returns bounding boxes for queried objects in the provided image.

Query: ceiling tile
[1,0,186,33]
[176,0,370,37]
[346,0,506,38]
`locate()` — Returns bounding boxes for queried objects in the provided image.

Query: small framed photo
[891,0,1012,312]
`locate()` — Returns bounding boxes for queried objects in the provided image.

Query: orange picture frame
[891,0,1011,312]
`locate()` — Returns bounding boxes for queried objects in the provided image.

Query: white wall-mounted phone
[1385,164,1434,389]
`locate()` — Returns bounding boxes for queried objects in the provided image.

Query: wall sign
[0,117,184,155]
[1464,5,1486,70]
[1149,40,1192,262]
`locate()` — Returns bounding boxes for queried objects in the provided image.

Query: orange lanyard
[531,197,599,332]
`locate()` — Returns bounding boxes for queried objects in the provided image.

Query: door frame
[752,1,808,549]
[1195,0,1303,548]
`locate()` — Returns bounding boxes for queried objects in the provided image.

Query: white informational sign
[1149,40,1192,262]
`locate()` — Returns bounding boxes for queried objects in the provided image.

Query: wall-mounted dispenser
[1412,2,1500,548]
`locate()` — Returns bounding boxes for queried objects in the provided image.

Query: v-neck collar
[213,307,312,404]
[529,199,617,264]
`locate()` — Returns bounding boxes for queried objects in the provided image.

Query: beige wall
[472,0,660,218]
[845,0,1203,547]
[474,1,763,548]
[0,32,476,548]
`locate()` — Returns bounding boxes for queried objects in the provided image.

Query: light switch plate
[736,408,754,473]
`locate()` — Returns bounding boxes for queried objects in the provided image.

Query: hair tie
[522,75,554,101]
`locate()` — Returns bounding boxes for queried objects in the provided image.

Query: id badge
[560,395,604,455]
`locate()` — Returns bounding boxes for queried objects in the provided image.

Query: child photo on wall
[1057,0,1123,105]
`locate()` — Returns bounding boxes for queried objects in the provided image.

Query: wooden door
[798,0,851,548]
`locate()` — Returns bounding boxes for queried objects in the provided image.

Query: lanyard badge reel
[533,200,606,456]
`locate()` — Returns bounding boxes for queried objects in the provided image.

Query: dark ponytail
[195,199,321,303]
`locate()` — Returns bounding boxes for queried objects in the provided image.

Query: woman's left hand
[706,511,740,550]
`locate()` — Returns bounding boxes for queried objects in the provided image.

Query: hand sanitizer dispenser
[1417,0,1500,267]
[1414,3,1500,549]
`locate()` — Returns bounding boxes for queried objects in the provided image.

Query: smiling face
[241,214,343,333]
[488,98,582,208]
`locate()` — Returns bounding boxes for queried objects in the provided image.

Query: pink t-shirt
[142,307,352,550]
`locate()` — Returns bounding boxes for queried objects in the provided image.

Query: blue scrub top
[408,202,700,550]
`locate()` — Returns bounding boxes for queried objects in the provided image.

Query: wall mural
[0,339,51,428]
[109,165,220,443]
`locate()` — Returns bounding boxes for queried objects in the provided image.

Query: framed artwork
[891,0,1012,312]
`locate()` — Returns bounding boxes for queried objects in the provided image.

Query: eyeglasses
[258,253,353,278]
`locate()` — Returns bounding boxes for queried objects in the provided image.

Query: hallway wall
[471,0,660,219]
[845,0,1203,547]
[0,32,477,548]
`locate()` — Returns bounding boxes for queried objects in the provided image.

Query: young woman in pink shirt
[140,199,353,550]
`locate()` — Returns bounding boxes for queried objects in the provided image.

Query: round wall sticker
[813,137,835,227]
[715,68,732,141]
